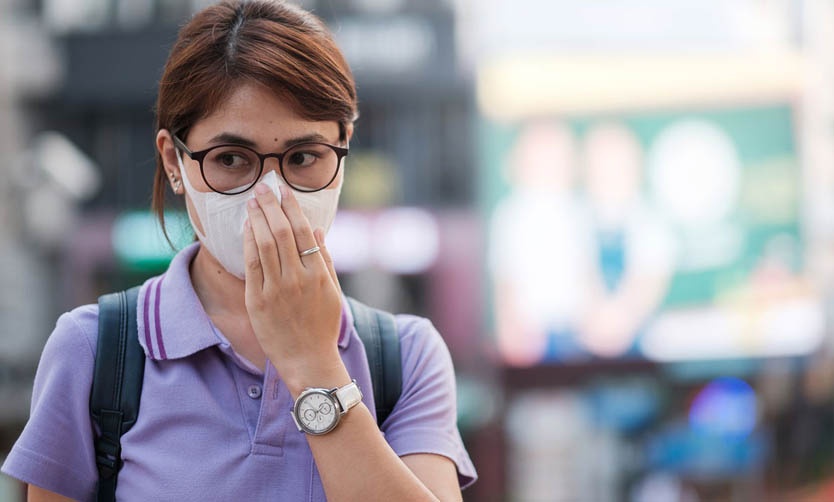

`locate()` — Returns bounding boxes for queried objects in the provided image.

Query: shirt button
[247,384,262,399]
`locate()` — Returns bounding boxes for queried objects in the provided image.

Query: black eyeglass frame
[172,134,349,195]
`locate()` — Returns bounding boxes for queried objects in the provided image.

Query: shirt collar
[136,243,218,360]
[137,243,353,360]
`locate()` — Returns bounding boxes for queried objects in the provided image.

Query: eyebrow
[206,133,258,148]
[207,132,335,150]
[283,133,331,148]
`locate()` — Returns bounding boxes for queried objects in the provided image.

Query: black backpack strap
[347,297,401,426]
[90,286,144,502]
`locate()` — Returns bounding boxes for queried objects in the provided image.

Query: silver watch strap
[334,380,362,415]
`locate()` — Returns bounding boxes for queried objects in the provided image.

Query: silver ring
[299,246,321,257]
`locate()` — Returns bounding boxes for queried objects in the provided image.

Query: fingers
[246,197,282,279]
[274,185,320,269]
[315,228,340,289]
[243,219,264,288]
[249,182,328,278]
[253,184,301,274]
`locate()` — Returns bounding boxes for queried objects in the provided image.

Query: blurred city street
[3,0,834,500]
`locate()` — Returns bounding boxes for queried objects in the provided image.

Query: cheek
[332,165,345,187]
[184,163,213,192]
[183,194,207,236]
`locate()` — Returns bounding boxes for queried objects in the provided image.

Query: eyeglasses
[173,135,348,195]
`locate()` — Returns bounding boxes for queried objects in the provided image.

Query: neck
[189,246,247,316]
[189,245,267,371]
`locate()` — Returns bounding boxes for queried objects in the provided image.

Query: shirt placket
[250,362,293,456]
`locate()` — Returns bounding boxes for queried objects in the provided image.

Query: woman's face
[159,82,348,237]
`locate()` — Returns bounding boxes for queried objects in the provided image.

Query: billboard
[484,105,823,365]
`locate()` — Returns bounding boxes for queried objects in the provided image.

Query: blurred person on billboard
[577,122,676,358]
[489,120,675,365]
[1,1,475,500]
[489,121,591,365]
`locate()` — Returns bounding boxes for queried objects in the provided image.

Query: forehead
[188,82,340,145]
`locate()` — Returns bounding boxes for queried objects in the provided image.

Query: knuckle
[274,225,293,241]
[290,272,305,288]
[291,222,309,236]
[256,235,276,252]
[260,194,279,209]
[282,276,302,293]
[248,205,264,220]
[312,266,328,281]
[246,256,261,271]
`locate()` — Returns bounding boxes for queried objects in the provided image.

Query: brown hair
[153,0,358,235]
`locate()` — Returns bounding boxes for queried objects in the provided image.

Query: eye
[285,144,330,169]
[218,153,243,166]
[287,151,318,168]
[207,147,257,170]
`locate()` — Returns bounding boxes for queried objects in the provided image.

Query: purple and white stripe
[142,275,168,359]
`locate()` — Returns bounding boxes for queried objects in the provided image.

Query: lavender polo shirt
[2,243,476,500]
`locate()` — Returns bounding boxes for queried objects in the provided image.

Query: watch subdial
[303,408,317,422]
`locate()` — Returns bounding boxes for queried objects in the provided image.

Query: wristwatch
[291,380,363,435]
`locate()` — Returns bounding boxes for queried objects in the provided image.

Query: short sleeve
[1,305,99,501]
[381,316,477,489]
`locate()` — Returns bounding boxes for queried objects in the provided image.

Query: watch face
[296,390,338,435]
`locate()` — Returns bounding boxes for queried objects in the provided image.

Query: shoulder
[43,304,100,362]
[391,313,456,404]
[394,314,451,361]
[31,303,101,408]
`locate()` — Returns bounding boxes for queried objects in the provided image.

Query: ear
[156,129,183,192]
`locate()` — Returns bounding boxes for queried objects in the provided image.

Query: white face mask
[178,153,342,279]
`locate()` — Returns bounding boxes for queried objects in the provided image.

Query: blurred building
[0,0,63,443]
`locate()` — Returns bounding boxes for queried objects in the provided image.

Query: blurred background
[2,0,834,500]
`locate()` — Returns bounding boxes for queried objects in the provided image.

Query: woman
[2,1,476,500]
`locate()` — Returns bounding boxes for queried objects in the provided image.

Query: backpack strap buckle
[94,409,124,479]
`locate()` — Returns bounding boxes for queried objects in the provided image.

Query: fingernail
[279,185,288,197]
[248,198,258,208]
[255,183,270,195]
